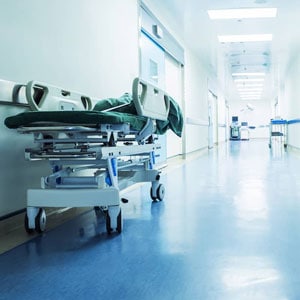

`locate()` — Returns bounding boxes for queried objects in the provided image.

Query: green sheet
[4,110,146,131]
[93,93,183,137]
[5,94,183,137]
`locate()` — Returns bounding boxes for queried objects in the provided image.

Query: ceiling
[147,0,300,104]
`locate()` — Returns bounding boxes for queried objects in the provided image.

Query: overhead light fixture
[236,83,264,86]
[240,94,261,97]
[240,93,261,95]
[240,97,261,100]
[207,8,277,20]
[236,84,264,88]
[239,92,262,96]
[240,95,262,98]
[240,96,261,99]
[235,78,265,83]
[239,91,262,95]
[218,34,272,43]
[238,87,263,91]
[232,72,266,76]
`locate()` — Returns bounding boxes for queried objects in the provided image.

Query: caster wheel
[106,212,112,234]
[24,213,34,234]
[35,208,46,233]
[116,210,122,233]
[150,187,157,201]
[94,206,102,217]
[106,210,122,234]
[150,184,165,201]
[156,184,165,201]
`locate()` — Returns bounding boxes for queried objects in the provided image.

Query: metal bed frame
[5,78,169,234]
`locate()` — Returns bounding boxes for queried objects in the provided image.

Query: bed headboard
[25,81,93,111]
[132,78,170,121]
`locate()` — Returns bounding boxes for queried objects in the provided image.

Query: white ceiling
[147,0,300,103]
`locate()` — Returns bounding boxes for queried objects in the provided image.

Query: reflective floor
[1,140,300,299]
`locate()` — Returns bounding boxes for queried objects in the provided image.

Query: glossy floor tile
[1,140,300,299]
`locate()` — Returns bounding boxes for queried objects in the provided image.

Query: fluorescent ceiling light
[240,94,261,97]
[234,78,265,82]
[218,34,272,43]
[239,89,262,92]
[238,88,263,91]
[240,97,261,100]
[240,95,262,98]
[240,91,261,93]
[240,96,261,98]
[232,72,266,77]
[236,84,264,87]
[208,8,277,20]
[241,96,261,99]
[239,92,262,95]
[237,85,264,88]
[242,99,260,101]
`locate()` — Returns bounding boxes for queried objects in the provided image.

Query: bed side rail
[25,80,93,111]
[0,79,27,104]
[132,78,170,121]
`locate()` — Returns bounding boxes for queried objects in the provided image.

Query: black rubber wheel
[117,210,122,233]
[24,213,34,234]
[35,208,46,233]
[106,212,112,234]
[151,184,165,201]
[94,206,103,218]
[150,187,157,201]
[106,210,122,234]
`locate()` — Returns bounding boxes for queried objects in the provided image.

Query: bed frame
[4,78,170,234]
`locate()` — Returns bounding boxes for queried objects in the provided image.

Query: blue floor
[1,140,300,299]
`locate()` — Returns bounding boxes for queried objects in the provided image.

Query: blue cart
[269,119,287,149]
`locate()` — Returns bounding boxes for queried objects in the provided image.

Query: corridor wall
[143,0,214,154]
[0,0,139,217]
[0,0,218,217]
[283,54,300,150]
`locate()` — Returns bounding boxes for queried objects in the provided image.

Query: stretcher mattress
[5,94,183,137]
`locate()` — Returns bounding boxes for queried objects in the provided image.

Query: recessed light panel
[208,8,277,20]
[232,72,266,76]
[234,78,265,82]
[218,34,272,43]
[236,84,264,88]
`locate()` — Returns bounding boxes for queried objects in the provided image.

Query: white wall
[141,1,212,154]
[0,0,220,216]
[0,0,139,99]
[0,0,139,217]
[229,99,271,139]
[283,53,300,149]
[216,50,228,143]
[184,50,210,152]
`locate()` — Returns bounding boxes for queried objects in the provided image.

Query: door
[165,54,183,158]
[140,32,167,164]
[208,90,218,148]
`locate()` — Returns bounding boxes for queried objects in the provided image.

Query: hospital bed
[4,78,183,234]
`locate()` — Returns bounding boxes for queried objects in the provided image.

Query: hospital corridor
[1,140,300,299]
[1,1,300,299]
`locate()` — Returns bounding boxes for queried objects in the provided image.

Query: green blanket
[5,94,183,137]
[93,93,183,137]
